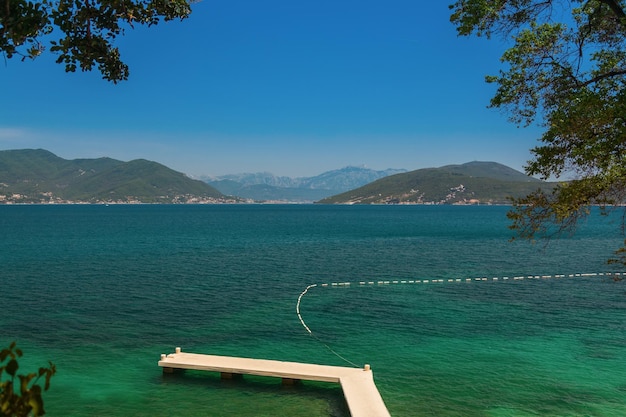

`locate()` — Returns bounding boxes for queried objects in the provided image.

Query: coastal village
[0,192,241,205]
[0,187,486,205]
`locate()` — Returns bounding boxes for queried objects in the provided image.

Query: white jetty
[158,347,391,417]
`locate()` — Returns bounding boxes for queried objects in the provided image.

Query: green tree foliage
[450,0,626,262]
[0,0,192,82]
[0,342,55,417]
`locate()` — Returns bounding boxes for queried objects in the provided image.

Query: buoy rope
[296,271,625,368]
[296,284,360,368]
[296,284,316,334]
[308,271,626,288]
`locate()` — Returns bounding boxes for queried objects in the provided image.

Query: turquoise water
[1,205,626,416]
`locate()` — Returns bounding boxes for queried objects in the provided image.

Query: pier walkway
[158,347,391,417]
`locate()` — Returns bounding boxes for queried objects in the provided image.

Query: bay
[1,204,625,416]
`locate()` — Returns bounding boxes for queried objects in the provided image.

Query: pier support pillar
[282,378,301,386]
[162,367,185,374]
[221,372,243,380]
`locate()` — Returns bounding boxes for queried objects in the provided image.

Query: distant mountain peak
[204,166,407,202]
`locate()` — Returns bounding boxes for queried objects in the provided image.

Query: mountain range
[202,166,406,202]
[0,149,553,205]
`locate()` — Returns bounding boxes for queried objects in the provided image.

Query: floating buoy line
[296,283,360,367]
[296,271,626,367]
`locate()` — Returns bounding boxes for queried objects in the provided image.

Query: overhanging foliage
[450,0,626,262]
[0,0,192,82]
[0,342,55,417]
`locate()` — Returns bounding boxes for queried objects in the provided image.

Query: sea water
[1,204,625,417]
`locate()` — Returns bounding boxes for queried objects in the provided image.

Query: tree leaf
[6,359,19,377]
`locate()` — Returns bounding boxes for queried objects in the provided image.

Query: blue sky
[0,1,541,178]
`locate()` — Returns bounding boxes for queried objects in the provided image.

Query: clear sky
[0,0,542,178]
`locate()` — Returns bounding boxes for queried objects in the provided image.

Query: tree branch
[581,68,626,86]
[598,0,626,19]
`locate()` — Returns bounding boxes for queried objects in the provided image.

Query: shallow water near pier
[2,204,626,416]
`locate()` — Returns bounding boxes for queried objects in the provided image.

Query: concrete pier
[158,347,391,417]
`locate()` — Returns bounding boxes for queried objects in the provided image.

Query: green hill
[317,161,555,205]
[0,149,227,203]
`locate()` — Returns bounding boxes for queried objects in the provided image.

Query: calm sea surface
[2,205,626,416]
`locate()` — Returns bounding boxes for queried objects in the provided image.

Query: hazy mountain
[299,166,407,189]
[318,161,554,205]
[208,172,300,188]
[0,149,228,204]
[204,166,406,202]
